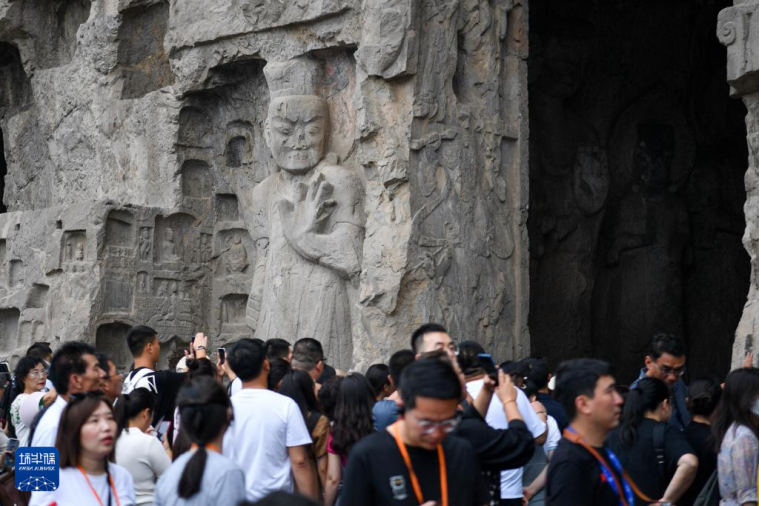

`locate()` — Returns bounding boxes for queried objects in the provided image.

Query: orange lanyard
[392,422,448,506]
[77,466,121,506]
[562,430,654,505]
[190,443,221,453]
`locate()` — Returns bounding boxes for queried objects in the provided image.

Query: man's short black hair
[265,338,291,362]
[228,338,266,382]
[399,357,462,411]
[410,323,447,353]
[50,341,96,395]
[456,340,486,376]
[26,343,53,361]
[554,358,614,422]
[523,357,550,390]
[389,349,415,387]
[126,325,158,358]
[292,338,324,370]
[95,352,113,379]
[648,333,686,360]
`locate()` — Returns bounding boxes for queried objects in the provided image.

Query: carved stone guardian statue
[244,57,365,367]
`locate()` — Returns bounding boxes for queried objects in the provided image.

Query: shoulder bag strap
[652,423,666,494]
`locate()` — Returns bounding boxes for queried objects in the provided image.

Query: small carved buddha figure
[162,227,181,262]
[225,234,249,274]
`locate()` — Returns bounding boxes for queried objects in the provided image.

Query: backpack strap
[653,423,667,494]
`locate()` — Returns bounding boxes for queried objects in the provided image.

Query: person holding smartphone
[122,326,209,429]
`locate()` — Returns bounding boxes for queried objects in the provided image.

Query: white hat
[548,375,556,391]
[176,356,188,373]
[20,391,46,427]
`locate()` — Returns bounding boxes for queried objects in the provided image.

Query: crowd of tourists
[0,325,756,506]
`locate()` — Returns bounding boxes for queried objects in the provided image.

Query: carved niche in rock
[215,229,252,278]
[106,210,136,270]
[244,57,365,368]
[105,276,132,311]
[0,308,20,352]
[154,213,197,266]
[138,227,152,262]
[96,322,132,372]
[8,260,23,288]
[136,271,151,293]
[63,230,87,271]
[225,122,255,168]
[216,194,240,223]
[26,284,49,309]
[178,107,213,148]
[221,294,248,326]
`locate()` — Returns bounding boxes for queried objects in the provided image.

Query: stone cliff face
[0,0,530,370]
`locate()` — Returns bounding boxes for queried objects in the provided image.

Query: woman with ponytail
[115,388,171,505]
[606,377,697,505]
[154,376,245,505]
[681,377,722,505]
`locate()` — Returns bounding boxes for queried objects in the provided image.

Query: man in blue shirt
[630,333,690,430]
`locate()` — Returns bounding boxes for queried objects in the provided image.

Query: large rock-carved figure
[529,21,609,357]
[244,57,365,367]
[594,122,691,363]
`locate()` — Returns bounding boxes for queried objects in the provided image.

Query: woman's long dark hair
[330,373,375,456]
[711,367,759,452]
[177,377,232,499]
[619,377,670,447]
[114,388,156,435]
[686,377,722,419]
[11,357,44,401]
[279,369,320,426]
[365,364,391,399]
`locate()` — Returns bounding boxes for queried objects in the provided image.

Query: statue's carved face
[267,96,328,174]
[537,34,591,99]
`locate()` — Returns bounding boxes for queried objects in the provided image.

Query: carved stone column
[718,0,759,368]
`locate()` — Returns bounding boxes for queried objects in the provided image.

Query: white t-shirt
[11,393,31,447]
[229,377,242,396]
[466,378,547,500]
[223,388,313,501]
[30,462,136,506]
[30,396,67,448]
[115,427,171,504]
[544,415,561,456]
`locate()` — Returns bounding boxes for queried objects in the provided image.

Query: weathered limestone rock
[0,0,530,370]
[718,0,759,368]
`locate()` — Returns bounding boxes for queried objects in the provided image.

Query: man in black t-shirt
[341,358,490,506]
[546,359,626,506]
[122,325,209,427]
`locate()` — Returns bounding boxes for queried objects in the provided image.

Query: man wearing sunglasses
[341,357,490,506]
[630,333,690,430]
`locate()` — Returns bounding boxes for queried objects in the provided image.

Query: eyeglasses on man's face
[657,364,686,378]
[410,413,462,435]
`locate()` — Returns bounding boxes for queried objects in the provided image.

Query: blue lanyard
[565,427,634,506]
[603,448,635,506]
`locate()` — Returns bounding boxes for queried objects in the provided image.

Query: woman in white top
[30,391,136,506]
[10,357,47,446]
[115,388,171,506]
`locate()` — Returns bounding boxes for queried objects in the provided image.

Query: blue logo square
[14,447,59,492]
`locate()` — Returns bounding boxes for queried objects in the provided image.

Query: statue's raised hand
[302,174,337,233]
[573,144,609,214]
